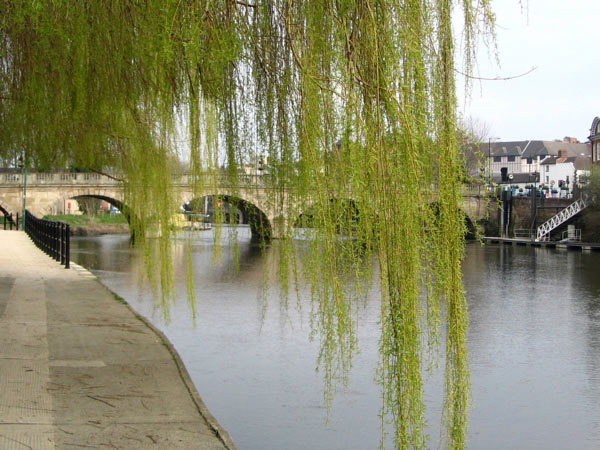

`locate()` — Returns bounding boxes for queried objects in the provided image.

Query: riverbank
[482,236,600,251]
[69,223,129,236]
[0,230,235,449]
[484,197,600,242]
[44,214,129,236]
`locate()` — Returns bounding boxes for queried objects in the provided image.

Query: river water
[70,227,600,449]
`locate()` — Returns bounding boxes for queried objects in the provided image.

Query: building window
[526,158,533,164]
[493,156,502,162]
[507,156,515,162]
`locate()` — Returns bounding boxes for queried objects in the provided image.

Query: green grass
[112,292,128,305]
[43,214,128,226]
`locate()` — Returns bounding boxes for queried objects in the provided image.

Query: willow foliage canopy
[0,0,495,447]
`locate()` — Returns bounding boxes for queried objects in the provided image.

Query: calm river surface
[70,227,600,449]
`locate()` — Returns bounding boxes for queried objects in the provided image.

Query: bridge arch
[464,214,477,240]
[292,198,477,239]
[183,194,272,241]
[428,201,478,240]
[69,194,141,242]
[71,194,126,215]
[293,197,360,234]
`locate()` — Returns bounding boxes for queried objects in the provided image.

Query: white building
[539,152,591,198]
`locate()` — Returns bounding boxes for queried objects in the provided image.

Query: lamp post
[17,154,27,231]
[530,171,539,240]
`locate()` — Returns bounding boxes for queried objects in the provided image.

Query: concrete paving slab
[46,324,165,364]
[2,277,47,323]
[0,276,14,316]
[0,230,235,449]
[43,278,143,325]
[0,360,53,424]
[0,425,54,449]
[0,323,48,359]
[49,362,205,422]
[52,422,228,449]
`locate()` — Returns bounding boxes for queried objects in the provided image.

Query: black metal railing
[2,210,18,230]
[24,210,70,268]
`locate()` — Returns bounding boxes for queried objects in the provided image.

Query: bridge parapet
[0,171,274,188]
[2,171,490,193]
[177,174,274,189]
[1,171,120,186]
[461,183,488,197]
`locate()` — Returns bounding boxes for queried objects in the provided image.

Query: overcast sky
[456,0,600,143]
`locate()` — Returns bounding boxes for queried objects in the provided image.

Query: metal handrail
[1,208,18,230]
[513,229,535,239]
[536,196,587,241]
[24,210,70,268]
[561,228,581,242]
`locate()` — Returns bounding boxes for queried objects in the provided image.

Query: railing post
[60,223,65,265]
[65,224,70,269]
[53,221,57,260]
[46,220,51,256]
[53,222,59,261]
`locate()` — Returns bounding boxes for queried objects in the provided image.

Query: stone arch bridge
[0,171,489,238]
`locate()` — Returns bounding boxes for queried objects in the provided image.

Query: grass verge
[43,214,128,226]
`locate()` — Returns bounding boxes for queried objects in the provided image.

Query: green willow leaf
[0,1,496,447]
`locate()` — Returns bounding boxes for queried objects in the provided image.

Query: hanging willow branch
[0,1,496,447]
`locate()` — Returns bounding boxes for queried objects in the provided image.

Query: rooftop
[479,140,591,158]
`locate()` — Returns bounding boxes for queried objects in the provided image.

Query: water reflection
[463,244,600,448]
[71,231,600,449]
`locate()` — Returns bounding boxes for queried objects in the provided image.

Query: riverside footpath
[0,230,235,449]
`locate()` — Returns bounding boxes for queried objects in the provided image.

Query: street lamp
[530,171,539,240]
[17,154,27,231]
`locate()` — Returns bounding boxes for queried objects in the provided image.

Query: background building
[484,138,590,179]
[589,117,600,163]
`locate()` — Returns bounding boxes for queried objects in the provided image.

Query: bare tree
[78,197,102,215]
[458,116,491,179]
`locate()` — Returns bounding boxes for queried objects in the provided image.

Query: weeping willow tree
[0,1,496,447]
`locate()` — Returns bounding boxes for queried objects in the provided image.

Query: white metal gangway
[536,196,588,241]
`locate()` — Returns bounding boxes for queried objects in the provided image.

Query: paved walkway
[0,230,236,449]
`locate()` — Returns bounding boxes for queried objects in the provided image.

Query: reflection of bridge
[0,171,489,238]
